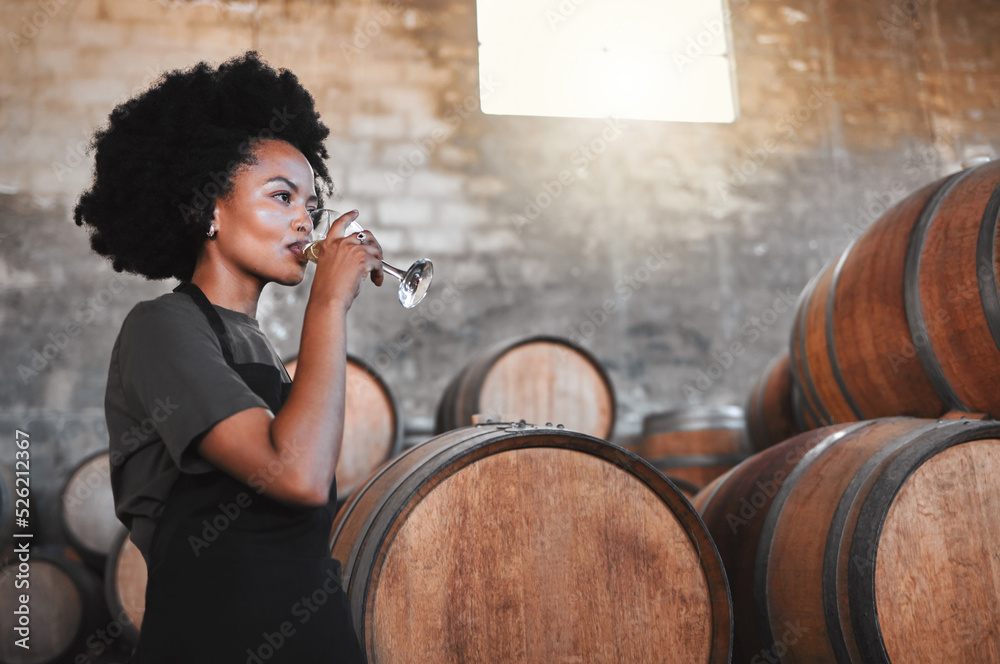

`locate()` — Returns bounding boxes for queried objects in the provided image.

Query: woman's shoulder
[119,291,213,344]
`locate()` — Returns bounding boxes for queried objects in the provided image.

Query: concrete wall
[2,0,999,538]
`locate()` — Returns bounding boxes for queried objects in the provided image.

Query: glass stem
[382,262,405,281]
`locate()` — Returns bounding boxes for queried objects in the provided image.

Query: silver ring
[356,232,367,243]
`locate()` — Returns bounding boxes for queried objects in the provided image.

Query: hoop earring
[207,225,217,237]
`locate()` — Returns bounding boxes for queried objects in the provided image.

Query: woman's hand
[309,210,383,310]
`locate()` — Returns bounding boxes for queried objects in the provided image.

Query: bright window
[477,0,738,123]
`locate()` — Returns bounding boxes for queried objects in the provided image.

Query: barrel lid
[642,405,745,435]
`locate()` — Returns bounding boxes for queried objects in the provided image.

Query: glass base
[399,259,433,308]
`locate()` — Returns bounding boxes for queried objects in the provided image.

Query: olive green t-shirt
[104,291,291,563]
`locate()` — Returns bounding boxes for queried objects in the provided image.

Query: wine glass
[302,209,434,308]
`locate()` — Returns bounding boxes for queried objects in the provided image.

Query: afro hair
[74,51,333,281]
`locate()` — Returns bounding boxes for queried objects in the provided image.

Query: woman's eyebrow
[265,176,299,191]
[264,176,318,201]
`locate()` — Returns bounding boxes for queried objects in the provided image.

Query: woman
[74,52,378,663]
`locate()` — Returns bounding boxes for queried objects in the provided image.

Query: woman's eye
[274,192,291,203]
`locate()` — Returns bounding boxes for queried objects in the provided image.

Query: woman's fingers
[326,209,361,242]
[358,232,384,287]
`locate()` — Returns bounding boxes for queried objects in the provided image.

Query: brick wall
[2,0,999,536]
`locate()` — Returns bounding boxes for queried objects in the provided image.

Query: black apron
[132,282,365,664]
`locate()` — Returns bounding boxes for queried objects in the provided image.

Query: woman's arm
[197,212,384,507]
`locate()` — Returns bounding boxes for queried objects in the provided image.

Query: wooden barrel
[103,527,145,645]
[792,159,1000,426]
[59,452,120,569]
[693,416,1000,664]
[331,424,732,663]
[0,547,109,664]
[745,353,801,451]
[434,336,616,439]
[284,353,403,501]
[638,406,751,489]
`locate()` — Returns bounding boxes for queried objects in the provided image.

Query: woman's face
[210,139,318,287]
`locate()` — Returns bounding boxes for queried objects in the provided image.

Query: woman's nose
[296,208,314,234]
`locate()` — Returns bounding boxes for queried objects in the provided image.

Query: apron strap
[173,282,236,366]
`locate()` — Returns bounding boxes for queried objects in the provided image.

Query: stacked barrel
[637,406,752,496]
[434,335,616,439]
[7,161,999,664]
[701,160,1000,663]
[328,336,735,662]
[746,159,1000,449]
[330,423,732,664]
[791,159,999,431]
[692,417,1000,663]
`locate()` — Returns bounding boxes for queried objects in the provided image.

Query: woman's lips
[288,240,308,260]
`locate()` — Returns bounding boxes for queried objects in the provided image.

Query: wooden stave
[641,405,745,437]
[755,418,924,663]
[837,174,959,420]
[693,424,856,663]
[366,428,728,660]
[59,451,118,569]
[790,264,836,427]
[748,417,1000,664]
[331,424,733,664]
[471,337,615,437]
[798,257,861,425]
[639,406,751,490]
[284,353,403,500]
[843,419,1000,664]
[790,380,822,432]
[649,454,752,489]
[914,165,1000,412]
[792,162,1000,426]
[745,354,800,451]
[792,178,948,426]
[103,526,144,646]
[434,335,617,439]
